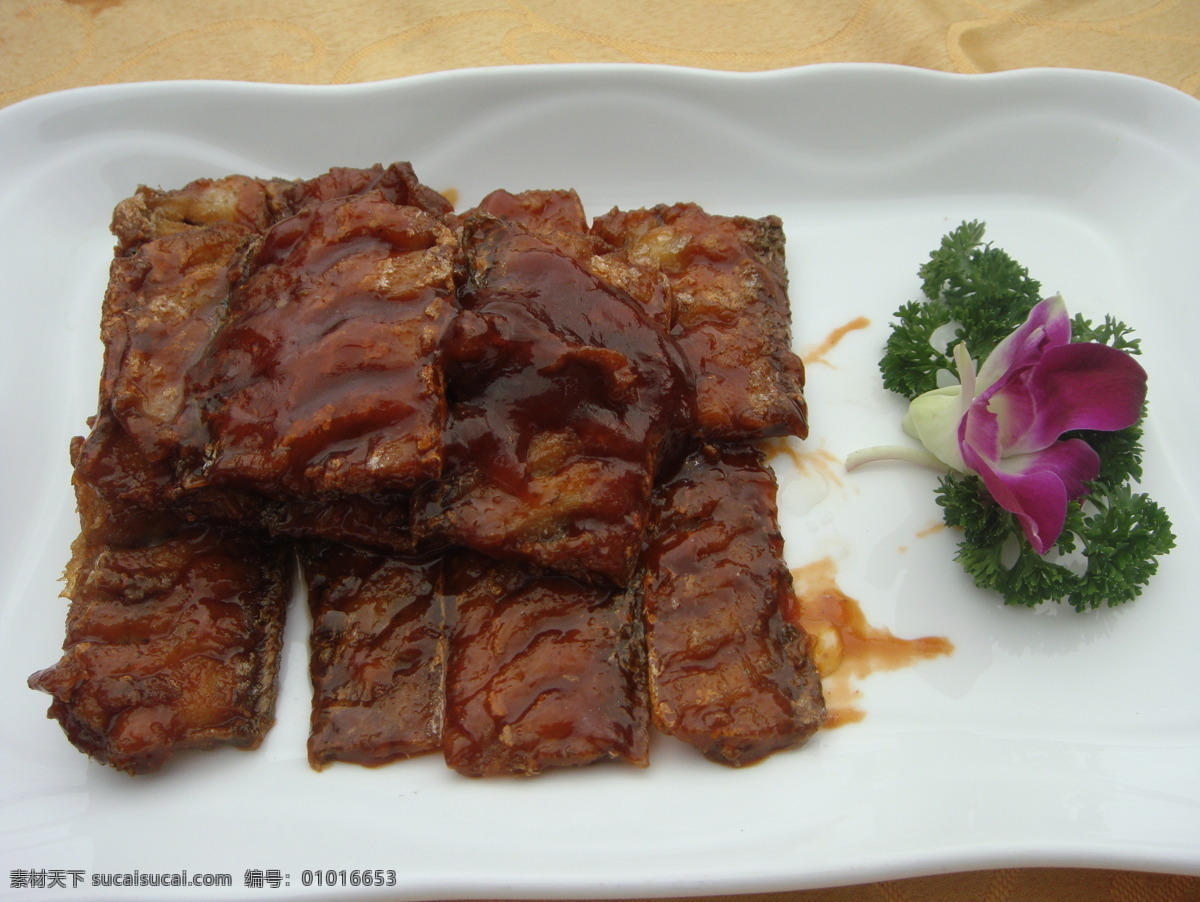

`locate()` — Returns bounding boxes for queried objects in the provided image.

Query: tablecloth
[2,2,1199,901]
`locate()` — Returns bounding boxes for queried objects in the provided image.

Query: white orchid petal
[952,341,977,419]
[904,386,970,473]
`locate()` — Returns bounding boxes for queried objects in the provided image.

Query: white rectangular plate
[1,63,1198,901]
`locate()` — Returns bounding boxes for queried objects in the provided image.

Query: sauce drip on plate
[788,557,953,728]
[802,315,871,369]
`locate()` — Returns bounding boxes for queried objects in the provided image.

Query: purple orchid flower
[957,295,1147,552]
[848,296,1147,554]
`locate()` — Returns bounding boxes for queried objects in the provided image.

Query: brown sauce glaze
[184,193,460,496]
[467,188,674,327]
[418,216,693,586]
[788,557,953,728]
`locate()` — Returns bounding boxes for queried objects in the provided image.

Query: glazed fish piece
[77,164,455,552]
[109,162,453,253]
[277,162,455,223]
[441,551,649,777]
[301,542,447,770]
[592,203,808,441]
[637,442,825,766]
[109,173,280,253]
[75,218,256,485]
[27,518,291,775]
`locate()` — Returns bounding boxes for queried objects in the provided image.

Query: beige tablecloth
[3,2,1198,901]
[4,0,1200,102]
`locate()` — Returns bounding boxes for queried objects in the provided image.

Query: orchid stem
[845,445,948,473]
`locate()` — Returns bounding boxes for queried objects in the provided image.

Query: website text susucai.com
[11,867,400,891]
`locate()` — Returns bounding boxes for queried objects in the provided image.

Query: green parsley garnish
[878,221,1174,610]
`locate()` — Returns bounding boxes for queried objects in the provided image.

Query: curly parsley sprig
[875,221,1174,610]
[881,221,1042,399]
